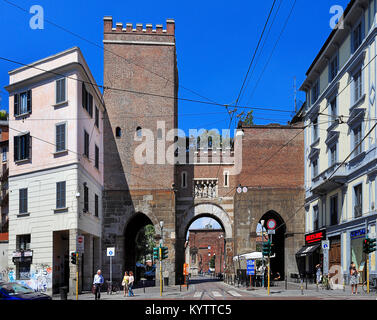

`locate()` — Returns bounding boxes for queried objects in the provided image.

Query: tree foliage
[135,224,156,263]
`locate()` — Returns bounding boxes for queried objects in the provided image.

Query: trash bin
[60,286,68,300]
[164,277,169,286]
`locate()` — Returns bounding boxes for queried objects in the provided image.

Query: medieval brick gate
[175,203,234,283]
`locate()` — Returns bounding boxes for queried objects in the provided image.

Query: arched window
[208,136,213,149]
[136,126,142,137]
[115,127,121,138]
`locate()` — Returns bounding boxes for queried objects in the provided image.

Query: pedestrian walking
[122,271,129,297]
[128,271,135,297]
[315,264,322,285]
[349,262,358,295]
[93,269,104,300]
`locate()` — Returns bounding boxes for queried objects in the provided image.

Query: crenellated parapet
[103,16,175,35]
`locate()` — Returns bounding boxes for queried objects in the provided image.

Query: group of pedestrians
[315,261,360,295]
[122,271,135,297]
[91,269,135,300]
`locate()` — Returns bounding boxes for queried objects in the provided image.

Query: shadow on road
[188,276,223,285]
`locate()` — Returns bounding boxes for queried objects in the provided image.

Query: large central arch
[178,203,233,240]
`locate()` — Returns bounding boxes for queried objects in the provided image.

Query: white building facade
[300,0,377,286]
[5,47,104,295]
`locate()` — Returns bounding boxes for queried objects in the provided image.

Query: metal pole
[76,252,79,301]
[159,246,162,297]
[110,256,112,294]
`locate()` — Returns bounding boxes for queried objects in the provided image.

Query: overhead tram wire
[273,119,377,234]
[240,0,283,104]
[246,0,297,105]
[211,0,278,191]
[234,0,277,108]
[0,56,296,114]
[2,0,218,106]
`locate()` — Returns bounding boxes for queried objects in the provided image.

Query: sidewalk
[222,279,377,299]
[53,283,195,300]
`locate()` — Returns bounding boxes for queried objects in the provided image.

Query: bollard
[301,278,304,295]
[305,276,308,290]
[285,275,287,290]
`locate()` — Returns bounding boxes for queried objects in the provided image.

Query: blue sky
[0,0,350,135]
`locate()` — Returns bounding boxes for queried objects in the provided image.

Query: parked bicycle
[320,275,330,290]
[106,280,120,295]
[362,277,377,293]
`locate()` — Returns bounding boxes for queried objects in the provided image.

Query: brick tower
[102,17,178,285]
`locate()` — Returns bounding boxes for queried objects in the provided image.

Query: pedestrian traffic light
[369,238,376,253]
[161,246,168,260]
[153,247,159,260]
[70,251,77,264]
[262,240,271,257]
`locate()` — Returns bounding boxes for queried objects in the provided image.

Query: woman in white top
[128,271,135,297]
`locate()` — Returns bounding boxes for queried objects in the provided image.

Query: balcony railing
[193,179,218,199]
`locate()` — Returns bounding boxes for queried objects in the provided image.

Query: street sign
[267,219,276,230]
[246,259,255,276]
[77,235,84,252]
[268,229,275,235]
[321,240,330,250]
[107,247,115,257]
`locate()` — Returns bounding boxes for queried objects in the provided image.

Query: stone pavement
[53,276,377,300]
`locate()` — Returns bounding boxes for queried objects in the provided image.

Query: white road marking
[228,290,242,297]
[212,291,222,297]
[193,291,202,298]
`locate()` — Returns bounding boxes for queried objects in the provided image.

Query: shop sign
[350,228,366,239]
[305,230,326,244]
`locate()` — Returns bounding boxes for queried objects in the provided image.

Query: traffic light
[369,238,376,253]
[363,238,370,254]
[153,247,159,260]
[161,246,168,260]
[70,251,77,264]
[262,240,271,257]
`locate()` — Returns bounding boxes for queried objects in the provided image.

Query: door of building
[328,237,341,284]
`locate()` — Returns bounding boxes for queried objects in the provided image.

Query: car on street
[0,282,52,300]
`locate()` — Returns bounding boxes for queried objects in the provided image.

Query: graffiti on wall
[6,264,52,292]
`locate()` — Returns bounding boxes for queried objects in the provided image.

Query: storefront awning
[233,252,263,261]
[295,244,320,258]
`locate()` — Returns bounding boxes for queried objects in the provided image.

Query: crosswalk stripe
[228,290,242,297]
[212,291,222,297]
[193,291,202,298]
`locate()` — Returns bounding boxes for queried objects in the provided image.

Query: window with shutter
[95,145,99,169]
[95,194,99,217]
[84,130,89,157]
[14,93,19,116]
[27,90,31,113]
[95,107,99,128]
[56,78,66,104]
[56,123,66,152]
[56,181,66,209]
[19,188,28,214]
[14,134,30,162]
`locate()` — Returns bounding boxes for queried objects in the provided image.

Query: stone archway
[178,203,233,240]
[176,203,234,282]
